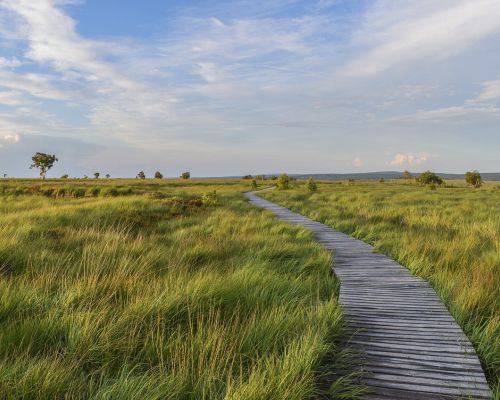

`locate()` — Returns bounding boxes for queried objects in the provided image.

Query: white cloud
[390,106,500,122]
[389,153,428,167]
[353,157,364,167]
[474,78,500,103]
[0,56,21,67]
[0,132,20,148]
[344,0,500,76]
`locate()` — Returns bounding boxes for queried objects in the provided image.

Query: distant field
[261,180,500,393]
[0,179,350,399]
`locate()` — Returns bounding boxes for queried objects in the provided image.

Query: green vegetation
[137,171,146,179]
[260,180,499,393]
[0,179,347,399]
[306,177,317,193]
[466,170,483,188]
[30,152,58,180]
[416,170,444,186]
[154,171,164,179]
[277,174,291,190]
[181,172,191,180]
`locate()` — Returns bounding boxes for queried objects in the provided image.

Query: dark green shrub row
[0,186,135,198]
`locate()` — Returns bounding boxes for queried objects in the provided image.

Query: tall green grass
[261,180,500,394]
[0,180,349,399]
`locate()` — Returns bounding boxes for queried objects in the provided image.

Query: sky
[0,0,499,178]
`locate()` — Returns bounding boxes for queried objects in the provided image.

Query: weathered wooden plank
[244,192,492,399]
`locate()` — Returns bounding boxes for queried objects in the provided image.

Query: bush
[201,190,218,206]
[251,179,258,189]
[85,187,100,197]
[306,177,317,192]
[277,174,290,190]
[68,188,85,198]
[154,171,163,179]
[99,187,119,197]
[181,172,191,180]
[465,170,482,188]
[416,171,444,186]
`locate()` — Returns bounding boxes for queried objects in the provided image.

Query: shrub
[251,179,258,189]
[242,174,253,180]
[137,171,146,179]
[277,174,290,190]
[307,177,317,192]
[60,174,69,179]
[99,187,119,197]
[465,170,482,188]
[68,188,85,198]
[154,171,163,179]
[201,190,218,206]
[85,187,100,197]
[118,187,133,196]
[181,172,191,180]
[54,187,66,198]
[416,171,444,186]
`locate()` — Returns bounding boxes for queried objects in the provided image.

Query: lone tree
[137,171,146,179]
[181,171,190,180]
[30,152,58,179]
[465,170,482,188]
[403,170,412,183]
[94,172,100,179]
[60,174,69,179]
[307,177,317,192]
[154,171,163,179]
[416,171,444,186]
[277,173,291,190]
[105,174,110,179]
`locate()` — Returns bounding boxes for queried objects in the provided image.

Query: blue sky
[0,0,499,178]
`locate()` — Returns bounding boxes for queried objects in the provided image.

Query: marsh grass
[261,180,500,393]
[0,180,349,399]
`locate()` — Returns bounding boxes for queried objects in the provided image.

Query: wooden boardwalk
[244,191,492,400]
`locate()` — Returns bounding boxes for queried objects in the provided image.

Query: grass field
[260,180,500,394]
[0,179,352,399]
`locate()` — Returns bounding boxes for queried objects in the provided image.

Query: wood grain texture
[244,191,492,399]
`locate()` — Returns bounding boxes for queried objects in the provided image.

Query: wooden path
[244,191,492,400]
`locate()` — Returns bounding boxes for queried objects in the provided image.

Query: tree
[403,170,412,183]
[307,177,317,192]
[251,179,258,189]
[465,170,482,188]
[60,174,69,179]
[137,171,146,179]
[154,171,164,179]
[242,174,253,180]
[181,171,190,180]
[105,174,110,179]
[3,174,6,178]
[30,152,58,179]
[94,172,100,179]
[416,171,444,186]
[277,173,290,190]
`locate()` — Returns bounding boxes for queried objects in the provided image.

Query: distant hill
[290,171,500,181]
[213,171,500,181]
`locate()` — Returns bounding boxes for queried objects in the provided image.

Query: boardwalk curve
[244,191,492,400]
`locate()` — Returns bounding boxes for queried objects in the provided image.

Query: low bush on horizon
[261,180,500,393]
[0,180,350,399]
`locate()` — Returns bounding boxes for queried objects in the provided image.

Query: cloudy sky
[0,0,499,178]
